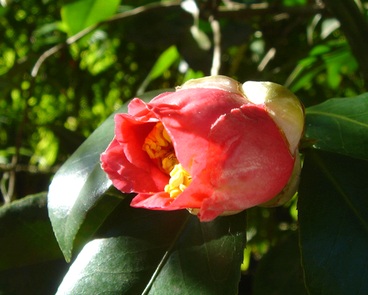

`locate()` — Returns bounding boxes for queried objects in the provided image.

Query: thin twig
[0,163,60,174]
[31,0,181,78]
[31,1,325,78]
[257,47,276,72]
[2,78,37,203]
[31,44,65,77]
[209,15,221,76]
[218,2,325,17]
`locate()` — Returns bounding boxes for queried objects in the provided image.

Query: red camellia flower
[100,76,304,221]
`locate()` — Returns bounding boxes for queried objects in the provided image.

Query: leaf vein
[307,110,368,128]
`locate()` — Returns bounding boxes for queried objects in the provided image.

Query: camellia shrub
[1,1,368,295]
[46,75,368,295]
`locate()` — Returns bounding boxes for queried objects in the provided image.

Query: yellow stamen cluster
[164,164,192,199]
[142,122,192,198]
[143,122,172,160]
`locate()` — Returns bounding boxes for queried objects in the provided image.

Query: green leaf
[253,233,307,295]
[55,199,246,295]
[149,46,180,81]
[286,41,357,93]
[48,90,172,262]
[298,150,368,295]
[0,259,68,295]
[47,110,120,262]
[137,46,180,95]
[0,193,62,270]
[323,46,357,89]
[61,0,120,36]
[305,93,368,160]
[287,62,324,93]
[0,193,68,294]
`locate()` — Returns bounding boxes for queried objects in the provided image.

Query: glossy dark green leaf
[305,93,368,160]
[55,199,247,295]
[0,193,62,270]
[0,193,68,295]
[253,233,307,295]
[47,90,171,262]
[47,110,119,262]
[298,150,368,295]
[148,213,246,295]
[0,259,68,295]
[61,0,120,36]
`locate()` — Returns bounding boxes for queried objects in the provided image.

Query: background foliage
[1,0,368,294]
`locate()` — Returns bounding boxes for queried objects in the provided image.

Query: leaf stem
[141,214,190,295]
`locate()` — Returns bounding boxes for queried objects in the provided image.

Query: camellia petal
[260,152,301,207]
[242,81,304,155]
[100,75,305,222]
[130,191,175,209]
[101,114,169,193]
[147,87,247,175]
[100,139,168,193]
[167,105,294,221]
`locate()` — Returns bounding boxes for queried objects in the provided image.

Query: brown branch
[31,0,182,78]
[2,77,36,203]
[0,162,60,174]
[217,2,326,19]
[31,0,326,78]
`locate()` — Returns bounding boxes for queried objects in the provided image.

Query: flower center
[143,122,192,198]
[164,164,192,198]
[142,122,173,164]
